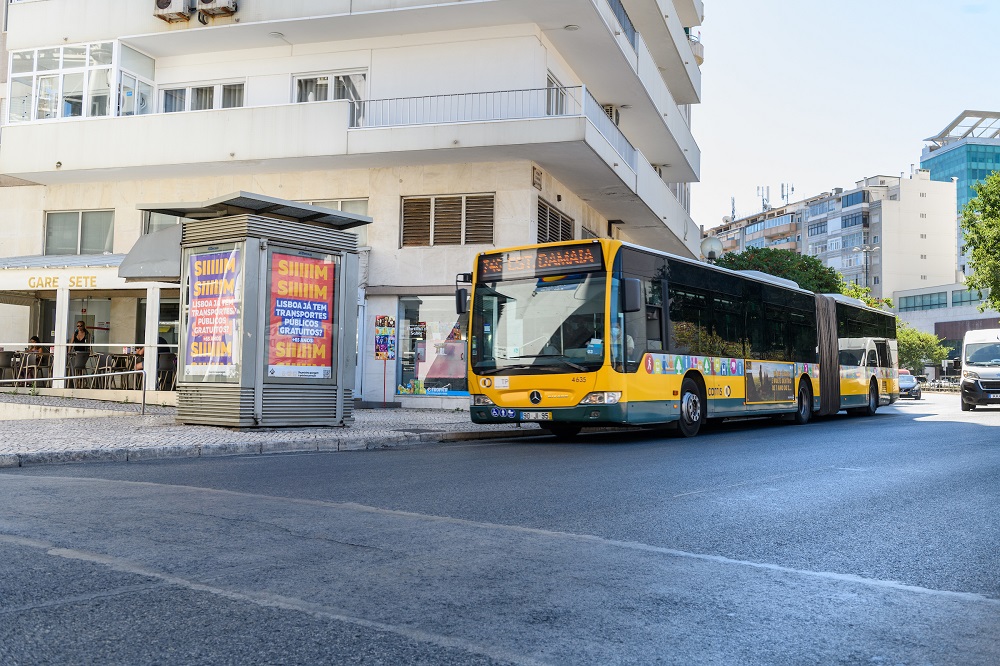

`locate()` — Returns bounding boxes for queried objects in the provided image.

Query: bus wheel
[862,381,879,416]
[677,377,704,437]
[544,423,582,439]
[793,379,812,425]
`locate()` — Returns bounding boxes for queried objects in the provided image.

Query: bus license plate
[521,411,552,421]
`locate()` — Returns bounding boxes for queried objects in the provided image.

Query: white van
[960,328,1000,411]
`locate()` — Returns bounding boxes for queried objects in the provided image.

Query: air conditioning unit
[197,0,238,16]
[154,0,193,22]
[602,104,620,126]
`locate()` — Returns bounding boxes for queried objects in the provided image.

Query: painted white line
[5,475,999,608]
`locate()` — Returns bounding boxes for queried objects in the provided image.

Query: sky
[690,0,1000,232]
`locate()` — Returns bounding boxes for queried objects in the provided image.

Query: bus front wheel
[676,377,704,437]
[793,379,812,425]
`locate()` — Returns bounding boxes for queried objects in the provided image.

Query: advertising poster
[267,252,336,379]
[185,248,241,378]
[374,315,396,360]
[745,361,795,404]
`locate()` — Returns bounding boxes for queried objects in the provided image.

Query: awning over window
[118,224,182,283]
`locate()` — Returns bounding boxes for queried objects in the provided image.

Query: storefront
[0,255,178,390]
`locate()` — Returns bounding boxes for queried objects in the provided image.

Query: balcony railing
[606,0,637,51]
[352,87,583,128]
[351,86,638,173]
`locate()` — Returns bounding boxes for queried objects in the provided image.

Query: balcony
[350,86,638,174]
[349,87,696,256]
[0,101,353,184]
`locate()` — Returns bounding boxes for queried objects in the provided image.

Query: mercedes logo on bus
[529,391,542,404]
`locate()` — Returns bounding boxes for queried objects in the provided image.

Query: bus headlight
[579,392,622,405]
[963,370,980,379]
[471,394,495,406]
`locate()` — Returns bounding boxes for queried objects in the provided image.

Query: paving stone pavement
[0,393,544,468]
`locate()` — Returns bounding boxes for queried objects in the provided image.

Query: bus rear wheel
[676,377,704,437]
[861,381,879,416]
[793,379,812,425]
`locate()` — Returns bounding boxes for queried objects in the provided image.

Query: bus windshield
[471,271,607,375]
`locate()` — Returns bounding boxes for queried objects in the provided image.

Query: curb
[2,427,543,468]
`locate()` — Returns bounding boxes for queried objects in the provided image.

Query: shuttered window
[537,198,574,243]
[401,194,495,247]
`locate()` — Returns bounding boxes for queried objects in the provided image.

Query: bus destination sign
[478,245,604,281]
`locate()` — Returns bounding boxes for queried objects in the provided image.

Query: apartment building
[711,171,957,301]
[0,0,705,407]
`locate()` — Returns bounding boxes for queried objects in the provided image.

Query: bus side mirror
[623,278,642,313]
[456,288,469,315]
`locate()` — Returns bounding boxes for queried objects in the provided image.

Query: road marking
[4,475,999,611]
[0,533,550,666]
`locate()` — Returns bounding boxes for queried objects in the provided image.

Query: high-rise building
[921,110,1000,276]
[0,0,705,407]
[708,171,957,301]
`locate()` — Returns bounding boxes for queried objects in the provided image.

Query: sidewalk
[0,393,544,468]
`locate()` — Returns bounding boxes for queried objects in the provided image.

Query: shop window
[537,198,574,243]
[45,210,114,255]
[398,296,469,396]
[401,194,495,247]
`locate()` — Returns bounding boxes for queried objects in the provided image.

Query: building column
[144,287,161,391]
[53,287,70,388]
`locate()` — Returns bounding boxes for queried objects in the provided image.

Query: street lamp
[851,244,879,287]
[700,236,723,264]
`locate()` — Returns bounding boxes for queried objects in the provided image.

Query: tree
[839,282,893,310]
[961,170,1000,313]
[896,322,950,375]
[714,247,843,293]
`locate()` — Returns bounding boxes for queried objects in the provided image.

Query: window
[161,82,244,112]
[842,212,868,228]
[899,292,947,312]
[295,72,366,103]
[144,212,179,234]
[310,199,369,246]
[920,254,927,260]
[920,192,927,198]
[401,194,494,247]
[45,210,114,255]
[842,191,869,208]
[8,42,114,122]
[808,222,827,236]
[398,296,469,396]
[919,213,927,219]
[920,233,927,239]
[537,199,574,243]
[952,288,987,306]
[546,73,567,116]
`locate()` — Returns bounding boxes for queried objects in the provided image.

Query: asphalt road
[1,392,998,665]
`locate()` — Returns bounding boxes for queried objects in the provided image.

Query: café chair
[0,351,15,382]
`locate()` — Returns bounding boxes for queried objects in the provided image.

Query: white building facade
[0,0,705,406]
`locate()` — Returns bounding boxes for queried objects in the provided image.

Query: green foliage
[896,322,950,374]
[961,170,1000,313]
[839,283,893,310]
[714,247,842,293]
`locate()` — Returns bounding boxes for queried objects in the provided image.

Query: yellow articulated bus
[458,239,897,437]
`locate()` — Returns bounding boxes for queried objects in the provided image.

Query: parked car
[898,373,922,399]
